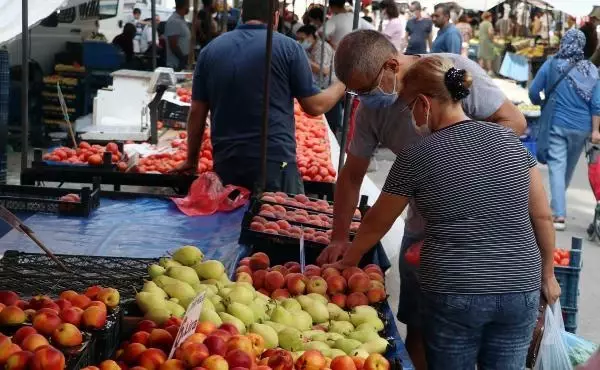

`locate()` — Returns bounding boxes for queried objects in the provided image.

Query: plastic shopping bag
[563,331,598,368]
[577,348,600,369]
[172,172,250,216]
[533,301,572,370]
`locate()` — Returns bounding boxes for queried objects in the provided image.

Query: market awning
[544,1,597,17]
[454,0,503,11]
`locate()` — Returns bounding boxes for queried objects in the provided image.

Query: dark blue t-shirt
[192,24,319,164]
[405,17,433,55]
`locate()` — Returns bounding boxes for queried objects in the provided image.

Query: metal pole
[260,0,275,191]
[337,0,361,173]
[151,0,157,69]
[318,0,329,88]
[21,0,29,172]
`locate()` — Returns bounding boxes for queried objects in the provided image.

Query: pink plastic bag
[172,172,250,216]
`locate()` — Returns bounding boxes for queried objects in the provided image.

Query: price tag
[299,228,305,274]
[168,291,206,359]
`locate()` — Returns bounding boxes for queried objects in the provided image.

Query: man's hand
[316,240,351,266]
[170,160,197,174]
[592,131,600,144]
[542,275,561,304]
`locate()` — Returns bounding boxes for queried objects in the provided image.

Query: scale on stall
[75,68,179,142]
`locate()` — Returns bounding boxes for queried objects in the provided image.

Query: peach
[321,267,341,280]
[342,267,363,281]
[369,280,385,290]
[5,350,34,370]
[71,294,92,309]
[21,334,49,352]
[252,270,268,290]
[285,273,306,296]
[136,319,158,333]
[84,285,103,300]
[31,345,65,370]
[54,299,72,312]
[304,265,321,278]
[184,333,207,345]
[270,265,289,276]
[271,289,290,300]
[12,326,37,346]
[348,273,370,294]
[236,265,252,275]
[99,360,121,370]
[164,317,183,328]
[130,331,151,346]
[0,343,22,365]
[149,329,174,351]
[367,273,384,283]
[0,291,19,306]
[346,292,369,309]
[59,290,78,302]
[239,257,251,267]
[204,335,227,356]
[267,349,294,370]
[165,325,180,339]
[284,261,301,272]
[295,350,326,370]
[196,321,217,336]
[178,343,210,368]
[202,355,229,370]
[363,354,389,370]
[330,294,347,309]
[97,288,120,309]
[159,359,186,370]
[225,349,253,369]
[351,356,365,370]
[326,275,347,295]
[306,276,327,295]
[363,265,383,275]
[122,343,147,365]
[226,335,253,356]
[138,348,167,370]
[211,329,233,343]
[264,271,285,292]
[81,306,107,329]
[60,306,84,327]
[367,288,386,304]
[247,333,265,356]
[51,323,83,347]
[32,312,62,336]
[331,356,356,370]
[0,306,26,325]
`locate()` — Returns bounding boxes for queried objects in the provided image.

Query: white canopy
[0,0,91,45]
[454,0,503,11]
[545,1,597,17]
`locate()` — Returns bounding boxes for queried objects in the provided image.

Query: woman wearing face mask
[380,0,406,52]
[326,56,561,369]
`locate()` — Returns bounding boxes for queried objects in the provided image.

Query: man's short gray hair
[334,30,398,85]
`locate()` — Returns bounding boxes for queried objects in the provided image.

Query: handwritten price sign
[168,291,206,359]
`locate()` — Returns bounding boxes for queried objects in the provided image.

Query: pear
[353,305,379,317]
[255,291,271,302]
[355,317,385,332]
[202,279,221,286]
[263,320,287,333]
[329,349,347,359]
[159,257,182,269]
[282,298,302,312]
[136,292,166,313]
[162,281,197,308]
[348,330,382,344]
[172,245,204,266]
[303,341,331,357]
[144,308,171,325]
[232,282,255,292]
[220,287,232,297]
[350,348,370,359]
[350,307,379,327]
[165,300,186,317]
[306,293,329,305]
[249,323,279,349]
[334,338,362,355]
[270,306,295,327]
[296,295,314,310]
[278,327,304,352]
[291,310,313,331]
[324,333,344,347]
[329,321,355,336]
[327,303,350,321]
[304,301,329,324]
[219,273,232,285]
[167,266,201,287]
[142,281,168,299]
[311,332,329,343]
[148,264,166,278]
[226,286,254,305]
[203,297,216,312]
[227,302,256,326]
[153,275,180,289]
[219,312,246,334]
[301,330,326,340]
[200,308,223,326]
[249,300,269,321]
[194,260,225,280]
[358,337,389,354]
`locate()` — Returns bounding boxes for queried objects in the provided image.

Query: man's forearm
[187,111,206,164]
[593,116,600,134]
[331,169,363,243]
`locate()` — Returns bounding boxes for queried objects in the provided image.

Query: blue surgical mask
[358,70,398,109]
[300,40,312,50]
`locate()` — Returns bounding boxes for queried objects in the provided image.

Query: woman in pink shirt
[380,0,406,52]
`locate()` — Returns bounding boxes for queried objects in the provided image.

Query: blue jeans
[421,291,540,370]
[397,232,424,328]
[547,125,589,218]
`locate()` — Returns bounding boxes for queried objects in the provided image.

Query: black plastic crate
[0,251,157,300]
[303,180,334,200]
[0,179,101,217]
[64,333,94,370]
[89,306,123,363]
[158,99,189,124]
[255,193,366,221]
[555,238,583,309]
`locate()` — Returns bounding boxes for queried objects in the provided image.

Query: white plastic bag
[534,301,571,370]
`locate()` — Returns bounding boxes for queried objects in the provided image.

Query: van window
[57,7,76,23]
[99,0,120,19]
[78,0,120,20]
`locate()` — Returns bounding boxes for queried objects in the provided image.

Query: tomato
[79,141,91,150]
[88,154,103,166]
[560,258,570,266]
[117,162,128,172]
[179,131,187,139]
[319,167,329,177]
[202,150,212,160]
[313,175,323,182]
[111,154,120,163]
[54,150,68,161]
[106,142,119,154]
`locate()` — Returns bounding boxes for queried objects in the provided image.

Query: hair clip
[444,67,470,101]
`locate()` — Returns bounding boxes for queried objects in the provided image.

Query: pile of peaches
[0,286,120,369]
[236,253,387,308]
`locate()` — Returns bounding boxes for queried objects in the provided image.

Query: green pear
[270,306,294,327]
[167,265,201,287]
[291,310,313,331]
[159,257,182,269]
[200,308,223,326]
[358,337,389,354]
[295,295,314,310]
[226,286,254,305]
[350,348,370,359]
[282,298,302,312]
[302,330,326,340]
[303,341,331,357]
[170,298,180,304]
[263,320,287,333]
[194,260,225,280]
[355,317,385,332]
[165,300,186,317]
[144,308,171,325]
[348,330,382,343]
[219,273,232,285]
[278,327,304,351]
[153,275,180,289]
[220,287,232,297]
[202,279,221,286]
[255,291,271,302]
[172,245,204,266]
[232,282,255,292]
[329,321,355,336]
[329,349,347,359]
[162,281,197,308]
[310,332,329,343]
[249,300,269,321]
[334,338,362,355]
[148,264,166,278]
[306,293,329,305]
[249,323,279,349]
[324,333,344,347]
[353,305,379,317]
[136,292,167,313]
[219,312,246,334]
[304,301,329,324]
[227,302,256,326]
[327,303,350,321]
[142,281,168,299]
[202,297,216,312]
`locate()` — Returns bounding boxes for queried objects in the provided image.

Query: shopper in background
[197,0,220,49]
[140,16,161,54]
[430,3,461,54]
[529,29,600,231]
[316,29,526,370]
[496,13,516,38]
[478,11,496,76]
[455,14,472,57]
[325,55,561,370]
[165,0,191,71]
[112,23,137,63]
[323,0,374,49]
[178,0,346,193]
[380,0,406,52]
[580,16,600,66]
[128,8,146,53]
[305,6,325,29]
[405,1,432,55]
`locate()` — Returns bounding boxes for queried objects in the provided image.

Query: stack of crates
[555,237,583,333]
[42,64,87,132]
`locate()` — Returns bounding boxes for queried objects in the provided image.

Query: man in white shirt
[323,0,374,49]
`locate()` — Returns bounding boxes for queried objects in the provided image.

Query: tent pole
[151,0,157,70]
[21,0,29,173]
[259,0,275,191]
[337,0,361,173]
[318,0,329,87]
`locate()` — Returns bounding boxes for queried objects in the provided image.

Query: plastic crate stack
[555,237,583,333]
[42,64,86,133]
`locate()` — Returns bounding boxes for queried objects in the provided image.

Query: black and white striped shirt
[383,120,542,294]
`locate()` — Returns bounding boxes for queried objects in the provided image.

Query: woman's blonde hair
[482,11,492,20]
[402,56,473,103]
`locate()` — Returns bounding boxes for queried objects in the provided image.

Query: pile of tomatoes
[176,87,192,103]
[554,248,571,266]
[43,142,127,171]
[294,103,337,183]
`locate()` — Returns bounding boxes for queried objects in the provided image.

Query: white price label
[168,291,206,359]
[299,228,305,274]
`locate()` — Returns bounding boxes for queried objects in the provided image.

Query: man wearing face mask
[316,30,526,370]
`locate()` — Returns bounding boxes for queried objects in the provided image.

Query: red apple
[348,273,370,294]
[51,323,83,347]
[13,326,38,346]
[59,290,78,302]
[351,357,365,370]
[210,330,232,344]
[271,289,290,300]
[346,292,369,309]
[88,301,108,313]
[249,252,270,271]
[122,343,147,365]
[252,270,268,290]
[0,306,26,325]
[178,343,210,368]
[159,359,186,370]
[137,320,158,333]
[54,299,72,312]
[264,271,285,292]
[41,301,61,315]
[14,300,28,311]
[306,276,327,295]
[60,306,84,327]
[330,294,347,309]
[342,267,363,281]
[165,325,180,339]
[163,316,183,328]
[321,267,341,281]
[304,265,321,278]
[204,335,227,356]
[98,360,121,370]
[81,306,107,329]
[219,324,239,336]
[295,350,326,370]
[196,321,217,336]
[247,333,265,357]
[0,291,19,306]
[5,350,34,370]
[226,349,254,369]
[31,345,65,370]
[326,275,347,295]
[239,258,251,267]
[236,266,252,276]
[285,273,306,296]
[0,343,22,366]
[84,285,103,300]
[21,334,49,352]
[267,350,293,370]
[270,265,289,276]
[149,329,174,352]
[184,333,207,345]
[70,295,92,310]
[283,262,301,274]
[32,312,61,336]
[226,335,253,356]
[97,288,120,309]
[130,331,151,346]
[138,348,167,370]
